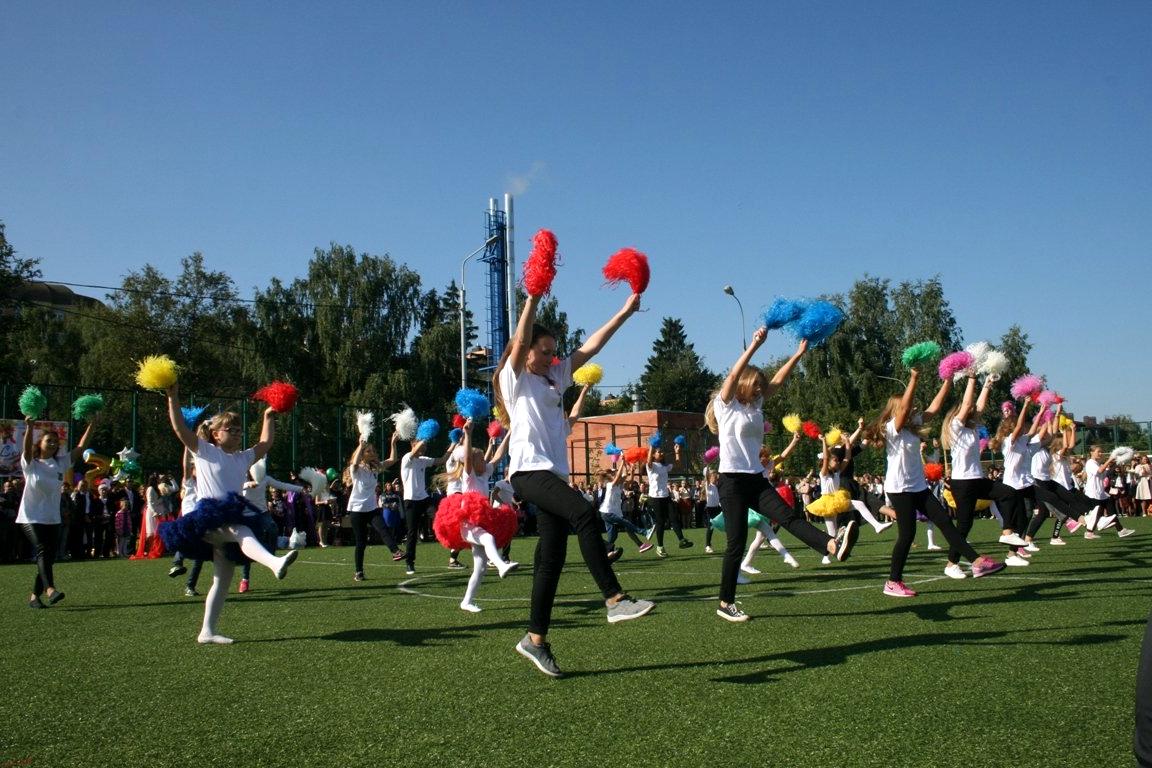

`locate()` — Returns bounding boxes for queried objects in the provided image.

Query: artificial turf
[1,518,1148,768]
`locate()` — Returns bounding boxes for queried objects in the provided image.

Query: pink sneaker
[637,542,654,554]
[971,557,1006,578]
[883,580,917,597]
[1084,531,1099,540]
[238,579,250,594]
[1016,549,1032,559]
[1064,518,1082,534]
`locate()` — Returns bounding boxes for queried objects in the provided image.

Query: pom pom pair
[136,355,179,391]
[901,341,942,370]
[252,381,300,413]
[760,299,845,346]
[602,248,650,294]
[19,385,47,420]
[523,229,558,297]
[416,419,440,442]
[1010,374,1044,401]
[762,299,807,331]
[455,388,491,421]
[390,405,418,440]
[573,363,603,387]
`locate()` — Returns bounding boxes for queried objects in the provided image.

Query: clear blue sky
[3,1,1150,419]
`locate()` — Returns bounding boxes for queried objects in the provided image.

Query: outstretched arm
[925,377,952,419]
[720,326,767,403]
[570,293,642,370]
[955,375,978,424]
[764,339,808,399]
[165,384,199,453]
[252,407,276,461]
[892,371,919,433]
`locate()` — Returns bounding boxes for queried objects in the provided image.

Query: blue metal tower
[480,205,509,377]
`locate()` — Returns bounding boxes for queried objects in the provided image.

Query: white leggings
[461,523,510,606]
[742,521,792,569]
[201,524,283,638]
[850,500,890,532]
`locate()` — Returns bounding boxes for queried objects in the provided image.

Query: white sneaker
[704,545,714,554]
[758,541,770,550]
[1085,509,1100,530]
[1097,515,1118,531]
[1119,528,1136,538]
[874,521,894,534]
[740,564,761,575]
[497,561,520,579]
[998,533,1028,547]
[926,544,942,551]
[821,555,832,565]
[783,554,800,568]
[944,564,968,579]
[1005,554,1030,567]
[1023,543,1040,552]
[1049,537,1067,546]
[460,602,482,613]
[737,573,751,584]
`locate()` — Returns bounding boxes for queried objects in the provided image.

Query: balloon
[84,451,112,486]
[326,467,338,483]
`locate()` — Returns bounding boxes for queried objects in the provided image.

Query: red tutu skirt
[432,492,518,551]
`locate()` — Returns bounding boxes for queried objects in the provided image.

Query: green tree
[637,317,720,412]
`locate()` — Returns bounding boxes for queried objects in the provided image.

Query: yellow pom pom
[782,413,802,435]
[824,427,842,447]
[572,363,603,387]
[1058,414,1074,431]
[806,489,852,518]
[942,488,990,512]
[492,404,504,420]
[135,355,179,391]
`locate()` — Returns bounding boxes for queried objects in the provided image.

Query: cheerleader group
[10,232,1138,678]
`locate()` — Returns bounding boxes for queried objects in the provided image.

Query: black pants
[350,510,398,573]
[718,473,831,604]
[704,506,720,546]
[511,470,623,637]
[20,523,59,596]
[887,489,978,582]
[948,477,1018,565]
[1026,480,1091,538]
[403,498,431,568]
[648,496,683,547]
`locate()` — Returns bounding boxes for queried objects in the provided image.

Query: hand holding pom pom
[416,419,440,442]
[603,248,650,294]
[901,342,942,371]
[356,411,375,441]
[938,351,975,381]
[648,431,662,448]
[924,463,945,483]
[802,420,822,440]
[573,363,604,387]
[523,229,558,297]
[487,421,504,440]
[623,446,649,465]
[782,413,802,435]
[790,301,845,346]
[136,355,179,391]
[389,405,419,441]
[19,385,47,420]
[252,381,300,413]
[762,299,808,331]
[455,388,492,421]
[1010,374,1044,401]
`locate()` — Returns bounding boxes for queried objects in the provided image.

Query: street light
[723,285,747,350]
[460,234,501,390]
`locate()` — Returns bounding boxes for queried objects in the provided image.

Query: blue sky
[3,1,1150,419]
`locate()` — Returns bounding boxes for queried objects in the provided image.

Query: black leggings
[718,473,831,604]
[350,510,398,572]
[948,477,1017,565]
[1026,480,1092,538]
[20,523,59,596]
[403,498,431,568]
[648,496,683,547]
[887,489,978,582]
[511,470,623,637]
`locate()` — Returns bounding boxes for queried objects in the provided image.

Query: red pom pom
[602,248,650,294]
[452,414,467,429]
[523,229,558,297]
[623,446,649,465]
[775,483,796,509]
[252,381,300,413]
[432,492,518,550]
[801,420,822,440]
[486,420,504,439]
[924,462,944,482]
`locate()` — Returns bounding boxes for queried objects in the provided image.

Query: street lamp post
[460,235,501,390]
[723,285,747,350]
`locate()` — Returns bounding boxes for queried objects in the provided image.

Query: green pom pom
[19,385,47,419]
[71,393,105,421]
[901,341,943,370]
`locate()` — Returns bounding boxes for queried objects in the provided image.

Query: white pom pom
[964,341,991,369]
[356,410,375,441]
[388,404,418,440]
[979,350,1009,377]
[299,466,327,494]
[1110,446,1135,466]
[249,457,267,484]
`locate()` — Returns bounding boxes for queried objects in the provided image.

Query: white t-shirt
[819,472,840,495]
[647,462,671,498]
[705,478,719,507]
[17,451,68,525]
[599,480,623,517]
[713,394,764,474]
[884,420,927,494]
[948,418,983,480]
[444,454,463,495]
[1053,454,1074,490]
[401,453,435,501]
[180,477,198,516]
[1001,435,1033,490]
[461,463,494,495]
[1030,442,1053,483]
[491,479,516,507]
[346,465,380,512]
[1084,458,1107,500]
[498,357,573,478]
[193,439,255,501]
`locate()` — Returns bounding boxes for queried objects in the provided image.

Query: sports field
[2,519,1148,768]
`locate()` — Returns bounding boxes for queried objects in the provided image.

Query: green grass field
[2,519,1149,768]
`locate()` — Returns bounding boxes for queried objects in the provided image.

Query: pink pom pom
[802,420,822,440]
[432,492,517,550]
[623,446,648,465]
[1038,408,1055,425]
[938,351,974,381]
[978,438,989,452]
[702,446,720,464]
[602,248,650,294]
[487,420,504,439]
[1037,390,1059,408]
[924,462,944,482]
[1010,374,1044,401]
[763,420,775,434]
[523,229,558,297]
[252,381,300,413]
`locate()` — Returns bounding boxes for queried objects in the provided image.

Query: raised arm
[955,375,978,424]
[1009,399,1031,443]
[165,384,199,453]
[381,432,401,469]
[720,326,767,403]
[848,417,865,447]
[252,406,276,461]
[21,416,35,463]
[487,433,510,466]
[974,375,995,414]
[569,293,641,370]
[820,437,832,476]
[349,439,366,471]
[568,384,590,427]
[433,441,454,468]
[764,339,808,399]
[68,415,97,464]
[925,377,952,419]
[507,294,542,376]
[892,371,919,433]
[778,431,802,461]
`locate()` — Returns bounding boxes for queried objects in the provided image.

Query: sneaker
[704,545,714,554]
[168,565,188,578]
[1084,531,1099,540]
[391,551,405,562]
[1085,509,1100,530]
[637,542,653,554]
[447,560,466,569]
[353,572,365,582]
[656,546,668,559]
[874,521,894,534]
[783,554,800,568]
[274,550,298,580]
[740,564,761,575]
[1016,549,1032,559]
[758,541,771,550]
[821,555,832,565]
[678,539,694,549]
[405,567,416,576]
[1064,518,1082,534]
[834,520,859,562]
[28,597,46,609]
[497,561,520,578]
[716,603,749,622]
[607,595,655,624]
[515,634,563,678]
[460,602,482,613]
[1049,537,1067,546]
[238,579,250,593]
[971,557,1006,578]
[1004,554,1030,567]
[737,573,751,585]
[944,564,967,580]
[926,544,943,551]
[184,587,199,597]
[998,533,1028,547]
[606,548,624,563]
[1119,528,1137,538]
[883,580,917,597]
[1023,543,1040,552]
[1097,515,1118,531]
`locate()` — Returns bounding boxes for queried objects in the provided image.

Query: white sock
[461,543,487,607]
[926,522,937,548]
[851,500,888,532]
[465,526,509,570]
[741,530,765,570]
[216,524,282,573]
[824,519,838,538]
[759,523,791,559]
[198,552,234,643]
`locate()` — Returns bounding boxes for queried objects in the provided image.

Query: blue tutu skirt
[159,493,261,564]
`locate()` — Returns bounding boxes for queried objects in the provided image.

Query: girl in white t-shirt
[17,414,96,608]
[992,398,1047,564]
[345,432,403,582]
[159,385,297,644]
[398,432,454,576]
[1023,408,1093,545]
[706,328,854,623]
[494,291,653,678]
[646,439,692,556]
[868,368,1004,598]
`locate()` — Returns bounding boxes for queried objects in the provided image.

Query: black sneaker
[606,547,624,563]
[678,539,694,549]
[168,565,187,578]
[28,597,46,609]
[447,560,465,569]
[716,603,749,622]
[834,520,859,562]
[47,591,65,605]
[515,634,563,678]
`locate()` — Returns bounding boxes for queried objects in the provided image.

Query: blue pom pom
[448,428,463,444]
[789,300,845,346]
[416,419,440,442]
[181,405,209,429]
[454,388,492,421]
[674,435,686,447]
[648,431,662,448]
[604,443,622,456]
[978,426,990,440]
[761,298,809,331]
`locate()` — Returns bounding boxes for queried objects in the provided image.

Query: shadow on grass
[244,618,576,646]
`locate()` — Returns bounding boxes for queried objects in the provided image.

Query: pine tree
[637,317,719,412]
